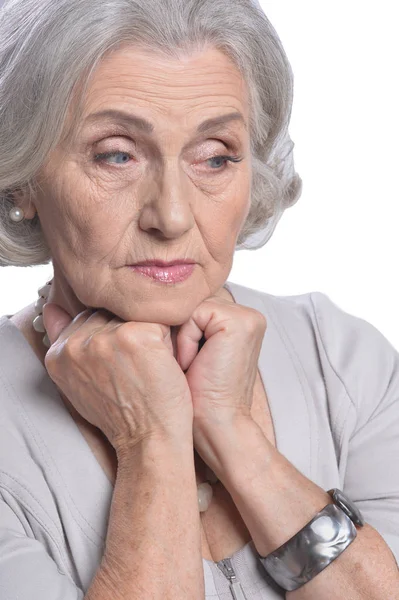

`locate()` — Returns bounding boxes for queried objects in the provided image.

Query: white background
[1,1,398,348]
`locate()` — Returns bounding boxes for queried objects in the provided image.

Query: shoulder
[308,292,399,432]
[230,282,399,424]
[0,315,60,530]
[229,281,398,372]
[0,423,64,547]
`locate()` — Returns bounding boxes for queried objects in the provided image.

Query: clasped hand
[42,291,267,470]
[164,293,268,473]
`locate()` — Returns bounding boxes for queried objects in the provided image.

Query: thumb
[42,302,73,345]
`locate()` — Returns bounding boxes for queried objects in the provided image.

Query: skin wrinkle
[15,44,252,330]
[82,109,247,135]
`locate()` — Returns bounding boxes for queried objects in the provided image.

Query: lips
[131,260,195,267]
[128,263,196,283]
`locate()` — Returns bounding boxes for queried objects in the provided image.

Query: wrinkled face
[33,44,252,325]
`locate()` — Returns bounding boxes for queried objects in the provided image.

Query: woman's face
[32,44,252,326]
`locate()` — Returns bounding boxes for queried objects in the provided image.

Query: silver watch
[257,488,365,591]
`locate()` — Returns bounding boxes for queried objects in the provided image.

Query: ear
[11,187,38,220]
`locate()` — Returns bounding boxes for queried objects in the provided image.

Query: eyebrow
[83,109,246,134]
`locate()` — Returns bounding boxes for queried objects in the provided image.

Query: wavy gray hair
[0,0,302,267]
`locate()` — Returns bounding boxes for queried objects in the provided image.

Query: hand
[175,294,267,458]
[42,303,194,454]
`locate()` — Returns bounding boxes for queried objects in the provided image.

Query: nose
[138,161,195,240]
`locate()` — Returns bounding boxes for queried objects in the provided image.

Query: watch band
[258,502,358,591]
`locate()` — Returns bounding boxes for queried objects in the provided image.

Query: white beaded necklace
[33,279,219,512]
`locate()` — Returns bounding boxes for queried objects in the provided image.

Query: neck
[46,262,88,322]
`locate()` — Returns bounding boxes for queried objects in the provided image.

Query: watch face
[329,489,365,527]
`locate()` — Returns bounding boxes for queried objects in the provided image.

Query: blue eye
[207,155,243,170]
[93,150,244,171]
[93,151,132,165]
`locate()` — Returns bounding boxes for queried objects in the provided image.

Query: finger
[43,303,107,346]
[42,302,76,345]
[71,311,174,362]
[44,301,174,354]
[176,317,205,372]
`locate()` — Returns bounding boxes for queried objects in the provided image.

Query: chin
[109,302,195,328]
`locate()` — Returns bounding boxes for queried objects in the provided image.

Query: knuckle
[85,332,111,358]
[44,345,64,381]
[250,308,267,327]
[113,323,136,345]
[63,336,80,358]
[44,349,56,373]
[245,309,267,334]
[113,322,159,347]
[256,311,268,330]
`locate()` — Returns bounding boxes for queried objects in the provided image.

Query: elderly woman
[0,0,398,598]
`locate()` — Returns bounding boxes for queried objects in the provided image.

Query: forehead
[58,44,251,154]
[80,43,249,121]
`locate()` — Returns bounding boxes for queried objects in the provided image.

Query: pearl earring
[9,206,25,222]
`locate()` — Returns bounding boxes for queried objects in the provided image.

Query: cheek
[38,176,122,261]
[200,197,249,258]
[234,176,252,232]
[215,174,251,234]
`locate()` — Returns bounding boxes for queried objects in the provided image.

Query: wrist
[194,416,274,486]
[115,428,194,471]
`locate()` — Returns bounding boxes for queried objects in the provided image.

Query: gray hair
[0,0,302,267]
